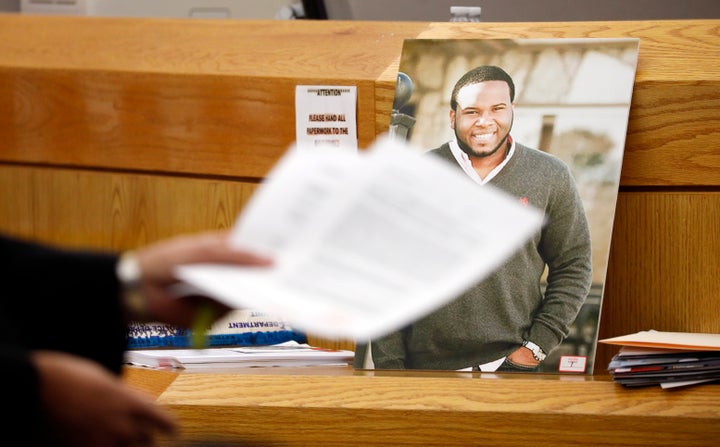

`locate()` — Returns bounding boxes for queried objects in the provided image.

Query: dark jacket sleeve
[1,343,47,442]
[1,234,128,424]
[1,234,129,443]
[0,234,127,372]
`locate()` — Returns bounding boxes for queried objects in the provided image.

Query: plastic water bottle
[449,6,482,22]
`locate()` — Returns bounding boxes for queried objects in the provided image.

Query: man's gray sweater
[371,142,593,370]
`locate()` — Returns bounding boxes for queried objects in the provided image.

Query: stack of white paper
[125,341,354,369]
[176,137,544,341]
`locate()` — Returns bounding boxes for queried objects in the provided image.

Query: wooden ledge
[1,16,719,185]
[123,366,719,446]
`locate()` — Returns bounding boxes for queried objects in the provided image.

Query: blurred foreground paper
[176,137,544,341]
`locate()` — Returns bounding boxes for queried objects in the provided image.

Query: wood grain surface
[121,366,720,447]
[1,16,719,185]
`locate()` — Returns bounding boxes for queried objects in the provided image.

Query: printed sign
[295,85,357,151]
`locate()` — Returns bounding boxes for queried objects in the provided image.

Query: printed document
[125,341,354,369]
[176,137,544,341]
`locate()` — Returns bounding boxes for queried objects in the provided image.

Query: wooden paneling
[0,165,256,250]
[596,191,720,367]
[0,15,429,176]
[0,68,379,178]
[1,16,719,185]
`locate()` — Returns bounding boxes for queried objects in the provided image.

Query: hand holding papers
[176,137,544,341]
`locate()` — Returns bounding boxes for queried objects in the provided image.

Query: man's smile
[471,131,495,143]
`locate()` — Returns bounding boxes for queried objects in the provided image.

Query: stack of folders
[607,346,720,388]
[600,330,720,389]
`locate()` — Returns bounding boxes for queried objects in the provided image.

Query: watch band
[116,251,148,320]
[522,340,546,361]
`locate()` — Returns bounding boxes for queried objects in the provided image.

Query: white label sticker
[558,355,588,373]
[295,85,357,151]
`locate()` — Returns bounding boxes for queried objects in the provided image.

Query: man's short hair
[450,65,515,110]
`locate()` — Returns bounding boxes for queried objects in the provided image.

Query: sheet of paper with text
[176,137,544,341]
[295,85,357,151]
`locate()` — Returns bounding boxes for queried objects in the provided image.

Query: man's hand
[34,351,177,446]
[505,346,540,367]
[128,230,273,328]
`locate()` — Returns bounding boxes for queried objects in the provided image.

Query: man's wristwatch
[522,340,546,362]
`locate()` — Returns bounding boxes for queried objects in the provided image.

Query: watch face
[523,341,546,361]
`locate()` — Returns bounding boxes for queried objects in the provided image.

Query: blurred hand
[34,350,176,447]
[130,230,273,327]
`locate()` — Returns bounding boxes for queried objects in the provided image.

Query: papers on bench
[600,330,720,389]
[125,341,355,369]
[176,136,544,341]
[600,330,720,351]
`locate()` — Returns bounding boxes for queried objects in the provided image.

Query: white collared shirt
[448,138,515,185]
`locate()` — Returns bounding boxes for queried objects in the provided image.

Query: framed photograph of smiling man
[357,38,639,374]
